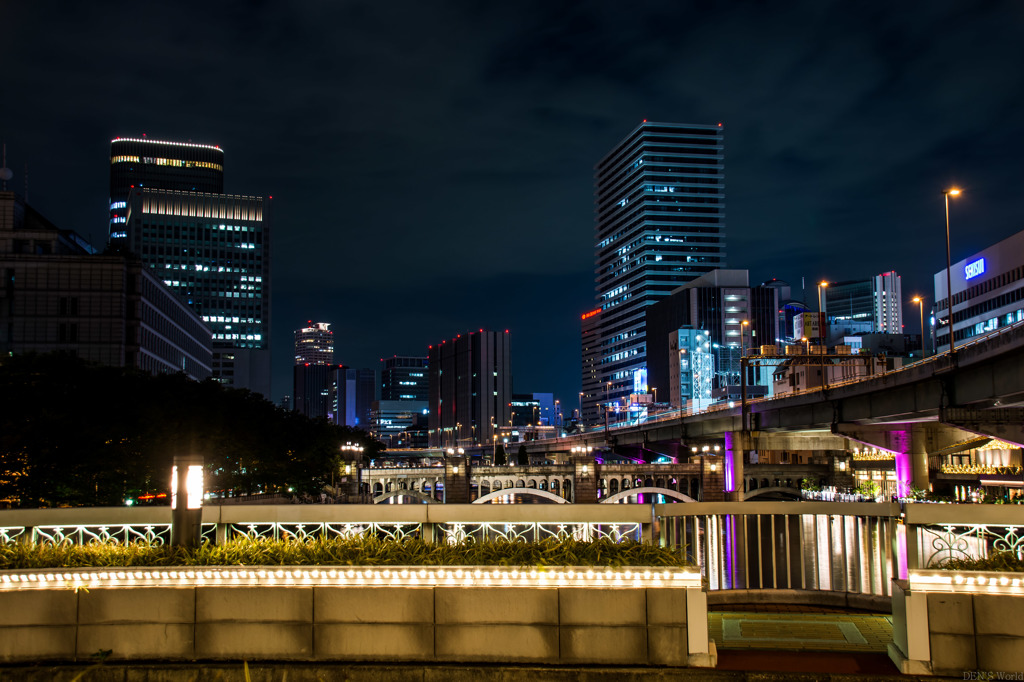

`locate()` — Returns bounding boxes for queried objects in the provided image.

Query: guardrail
[5,501,1020,602]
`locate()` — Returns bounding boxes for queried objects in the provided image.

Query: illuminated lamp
[170,454,204,548]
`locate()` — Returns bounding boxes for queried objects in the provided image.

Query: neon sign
[965,258,985,280]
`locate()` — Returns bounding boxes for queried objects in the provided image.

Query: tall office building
[330,366,376,428]
[125,187,271,397]
[294,322,334,365]
[585,122,726,419]
[293,322,334,419]
[380,356,429,401]
[108,137,224,245]
[428,330,510,447]
[825,271,903,333]
[293,363,332,419]
[579,308,602,425]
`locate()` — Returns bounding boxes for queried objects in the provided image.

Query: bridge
[362,460,812,504]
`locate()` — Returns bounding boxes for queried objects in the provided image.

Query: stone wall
[0,583,715,667]
[889,577,1024,676]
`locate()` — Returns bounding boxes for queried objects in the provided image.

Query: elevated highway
[523,320,1024,497]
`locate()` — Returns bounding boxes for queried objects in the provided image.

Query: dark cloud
[3,0,1024,406]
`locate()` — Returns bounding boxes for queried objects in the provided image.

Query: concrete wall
[0,583,714,667]
[889,578,1024,676]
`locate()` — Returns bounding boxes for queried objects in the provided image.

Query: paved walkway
[710,611,893,653]
[709,604,900,675]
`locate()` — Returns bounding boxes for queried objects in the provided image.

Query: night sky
[4,1,1023,408]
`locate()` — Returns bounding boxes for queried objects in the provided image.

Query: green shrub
[940,551,1024,573]
[0,536,690,570]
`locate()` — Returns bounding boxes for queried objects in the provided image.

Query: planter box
[889,571,1024,676]
[0,566,715,667]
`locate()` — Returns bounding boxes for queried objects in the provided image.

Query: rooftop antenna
[0,143,12,191]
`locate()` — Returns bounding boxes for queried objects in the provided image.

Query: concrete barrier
[0,566,715,667]
[889,572,1024,676]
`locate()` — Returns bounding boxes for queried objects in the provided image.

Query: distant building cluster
[578,121,1024,425]
[6,122,1024,457]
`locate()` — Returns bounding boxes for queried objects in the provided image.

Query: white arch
[473,488,569,504]
[600,486,697,504]
[742,486,801,501]
[373,490,436,504]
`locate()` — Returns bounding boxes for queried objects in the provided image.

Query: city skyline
[3,2,1023,408]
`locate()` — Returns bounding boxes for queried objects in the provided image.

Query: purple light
[724,432,736,492]
[890,430,912,498]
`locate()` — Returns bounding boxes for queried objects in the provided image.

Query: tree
[493,445,507,466]
[0,352,381,507]
[517,445,529,466]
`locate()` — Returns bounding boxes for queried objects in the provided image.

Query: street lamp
[816,281,828,350]
[578,391,583,427]
[817,281,828,390]
[912,296,925,358]
[943,188,961,355]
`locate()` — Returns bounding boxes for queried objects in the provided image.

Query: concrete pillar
[831,453,855,490]
[444,456,470,504]
[700,456,725,501]
[572,455,598,503]
[725,431,750,501]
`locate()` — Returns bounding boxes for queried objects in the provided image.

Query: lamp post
[170,454,204,548]
[578,391,583,428]
[912,296,925,358]
[817,281,828,390]
[944,188,961,355]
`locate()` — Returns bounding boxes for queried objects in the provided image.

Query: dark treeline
[0,353,379,508]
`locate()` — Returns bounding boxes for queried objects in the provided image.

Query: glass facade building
[586,122,726,417]
[126,188,271,396]
[109,138,224,245]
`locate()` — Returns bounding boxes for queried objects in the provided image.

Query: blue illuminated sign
[965,258,986,280]
[633,368,648,393]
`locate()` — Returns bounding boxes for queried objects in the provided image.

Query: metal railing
[5,501,1021,600]
[655,502,900,597]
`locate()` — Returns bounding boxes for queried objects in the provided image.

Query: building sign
[965,258,986,280]
[632,368,648,393]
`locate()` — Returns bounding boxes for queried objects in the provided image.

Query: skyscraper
[585,122,726,417]
[428,330,510,447]
[292,322,334,419]
[329,366,376,428]
[125,187,271,397]
[294,322,334,365]
[108,137,224,245]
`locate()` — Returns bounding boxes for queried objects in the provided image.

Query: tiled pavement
[709,610,893,652]
[709,605,901,675]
